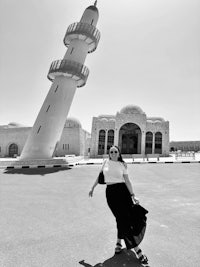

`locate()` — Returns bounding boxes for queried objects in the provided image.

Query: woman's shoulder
[120,161,127,169]
[102,158,109,166]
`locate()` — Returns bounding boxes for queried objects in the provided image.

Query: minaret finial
[94,0,97,7]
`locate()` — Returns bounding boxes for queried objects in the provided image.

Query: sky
[0,0,199,141]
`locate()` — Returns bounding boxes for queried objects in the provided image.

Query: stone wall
[0,127,31,157]
[0,120,90,158]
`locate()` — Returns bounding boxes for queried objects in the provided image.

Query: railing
[175,151,195,160]
[64,22,100,53]
[132,154,160,161]
[47,59,89,87]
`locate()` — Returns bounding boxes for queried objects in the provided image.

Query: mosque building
[0,123,31,158]
[0,105,170,158]
[90,105,170,157]
[0,118,90,158]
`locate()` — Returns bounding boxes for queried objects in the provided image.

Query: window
[46,105,50,112]
[54,85,59,92]
[37,126,41,134]
[63,144,69,150]
[98,130,105,155]
[70,47,74,54]
[155,132,162,154]
[145,132,153,154]
[107,130,114,153]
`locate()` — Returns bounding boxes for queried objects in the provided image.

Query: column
[104,129,108,154]
[152,133,155,154]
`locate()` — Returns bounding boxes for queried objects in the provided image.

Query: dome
[120,105,144,115]
[8,122,25,127]
[65,117,82,128]
[98,115,114,118]
[147,117,164,122]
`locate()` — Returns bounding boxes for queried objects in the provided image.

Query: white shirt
[102,159,128,184]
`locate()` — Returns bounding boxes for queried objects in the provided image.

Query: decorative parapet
[47,59,89,87]
[64,22,100,53]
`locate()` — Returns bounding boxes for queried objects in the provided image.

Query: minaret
[20,2,100,160]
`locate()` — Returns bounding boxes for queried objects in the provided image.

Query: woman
[89,146,149,266]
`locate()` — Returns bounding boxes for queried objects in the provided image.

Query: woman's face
[109,147,119,161]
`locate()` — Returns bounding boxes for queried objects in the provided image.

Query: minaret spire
[20,2,100,160]
[94,0,97,7]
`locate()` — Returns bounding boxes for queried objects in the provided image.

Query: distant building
[0,118,90,158]
[54,118,91,157]
[0,123,31,158]
[90,105,170,157]
[170,141,200,152]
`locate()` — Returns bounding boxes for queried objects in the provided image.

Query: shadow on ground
[3,166,71,176]
[79,249,142,267]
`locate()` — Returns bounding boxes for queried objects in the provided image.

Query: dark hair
[109,146,125,163]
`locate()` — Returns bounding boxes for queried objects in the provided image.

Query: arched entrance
[119,123,142,154]
[9,143,18,157]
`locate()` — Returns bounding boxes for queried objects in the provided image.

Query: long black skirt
[106,183,148,249]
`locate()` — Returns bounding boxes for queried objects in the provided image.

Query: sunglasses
[110,150,118,154]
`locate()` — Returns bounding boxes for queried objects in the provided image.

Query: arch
[107,129,114,153]
[145,131,153,154]
[155,132,162,154]
[8,143,18,157]
[98,129,106,155]
[119,123,142,154]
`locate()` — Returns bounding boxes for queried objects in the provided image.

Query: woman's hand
[132,196,139,205]
[89,188,94,197]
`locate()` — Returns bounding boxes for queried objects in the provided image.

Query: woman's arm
[123,173,139,204]
[89,159,107,197]
[123,174,134,196]
[89,176,99,197]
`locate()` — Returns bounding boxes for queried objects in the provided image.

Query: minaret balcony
[47,59,89,87]
[64,22,100,53]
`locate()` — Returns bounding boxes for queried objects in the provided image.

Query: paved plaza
[0,163,200,267]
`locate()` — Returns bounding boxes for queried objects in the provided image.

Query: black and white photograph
[0,0,199,266]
